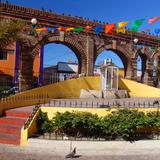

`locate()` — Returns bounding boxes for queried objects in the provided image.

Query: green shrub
[102,109,147,140]
[37,110,54,133]
[146,111,160,128]
[52,111,103,137]
[36,109,160,140]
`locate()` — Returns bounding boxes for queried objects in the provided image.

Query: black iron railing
[24,104,41,129]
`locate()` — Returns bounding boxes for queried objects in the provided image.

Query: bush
[53,111,103,137]
[146,111,160,128]
[102,109,147,140]
[37,110,54,133]
[36,109,160,141]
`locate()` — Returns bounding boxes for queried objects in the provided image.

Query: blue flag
[154,29,160,34]
[94,25,103,34]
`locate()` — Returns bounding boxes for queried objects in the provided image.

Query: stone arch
[133,48,150,60]
[96,44,132,78]
[136,52,147,82]
[41,35,87,74]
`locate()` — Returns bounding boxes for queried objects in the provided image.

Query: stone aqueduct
[1,2,160,91]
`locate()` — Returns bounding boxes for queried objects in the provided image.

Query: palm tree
[0,19,26,48]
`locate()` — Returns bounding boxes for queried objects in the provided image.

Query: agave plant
[0,19,27,48]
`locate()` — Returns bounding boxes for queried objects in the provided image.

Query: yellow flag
[118,21,128,28]
[66,27,75,31]
[116,21,128,33]
[116,28,126,33]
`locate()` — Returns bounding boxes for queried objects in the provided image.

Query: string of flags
[35,16,160,35]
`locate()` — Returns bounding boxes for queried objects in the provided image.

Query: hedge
[37,109,160,141]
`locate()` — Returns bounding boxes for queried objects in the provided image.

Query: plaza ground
[0,139,160,160]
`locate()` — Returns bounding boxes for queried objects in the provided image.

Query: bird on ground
[65,147,76,159]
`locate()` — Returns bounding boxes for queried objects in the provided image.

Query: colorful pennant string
[34,15,160,36]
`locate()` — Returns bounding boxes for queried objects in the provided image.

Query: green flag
[130,19,145,32]
[73,27,84,33]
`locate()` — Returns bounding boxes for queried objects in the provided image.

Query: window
[0,50,8,60]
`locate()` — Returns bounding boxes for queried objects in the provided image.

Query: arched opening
[37,43,79,86]
[137,53,147,82]
[95,50,125,78]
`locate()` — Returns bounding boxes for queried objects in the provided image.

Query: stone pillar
[86,36,95,76]
[143,60,154,86]
[38,46,44,86]
[80,57,87,75]
[14,41,20,87]
[125,62,132,79]
[18,46,34,92]
[130,58,137,80]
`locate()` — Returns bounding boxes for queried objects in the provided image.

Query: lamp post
[30,18,37,35]
[131,38,139,52]
[133,38,138,44]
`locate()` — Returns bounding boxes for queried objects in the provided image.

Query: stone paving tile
[1,139,160,160]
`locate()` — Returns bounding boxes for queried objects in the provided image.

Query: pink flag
[148,16,160,24]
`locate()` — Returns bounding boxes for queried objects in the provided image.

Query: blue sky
[7,0,160,68]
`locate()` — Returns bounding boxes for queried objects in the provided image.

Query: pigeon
[65,147,76,159]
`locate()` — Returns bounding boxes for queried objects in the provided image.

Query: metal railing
[48,99,160,108]
[24,104,41,129]
[0,94,49,103]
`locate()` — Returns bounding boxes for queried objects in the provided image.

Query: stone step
[0,133,20,145]
[0,117,27,126]
[0,106,35,145]
[0,124,21,135]
[5,110,31,118]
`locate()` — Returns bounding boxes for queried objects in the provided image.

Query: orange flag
[148,16,160,24]
[35,27,48,33]
[105,24,116,34]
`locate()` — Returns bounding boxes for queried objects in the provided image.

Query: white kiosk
[100,58,119,91]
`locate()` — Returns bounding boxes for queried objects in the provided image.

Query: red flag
[148,16,160,24]
[85,26,92,31]
[57,27,65,31]
[105,24,116,34]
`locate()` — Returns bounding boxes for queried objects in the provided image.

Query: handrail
[23,104,41,129]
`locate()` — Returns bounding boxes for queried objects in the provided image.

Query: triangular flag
[35,27,48,33]
[118,21,128,28]
[154,29,160,34]
[86,26,92,31]
[116,28,126,33]
[148,16,160,24]
[65,27,75,31]
[73,27,84,33]
[57,27,65,31]
[116,21,128,33]
[94,25,103,34]
[105,24,116,34]
[130,19,145,32]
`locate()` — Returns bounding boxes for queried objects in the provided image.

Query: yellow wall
[0,77,99,115]
[25,106,159,144]
[1,76,160,115]
[119,78,160,97]
[41,107,159,119]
